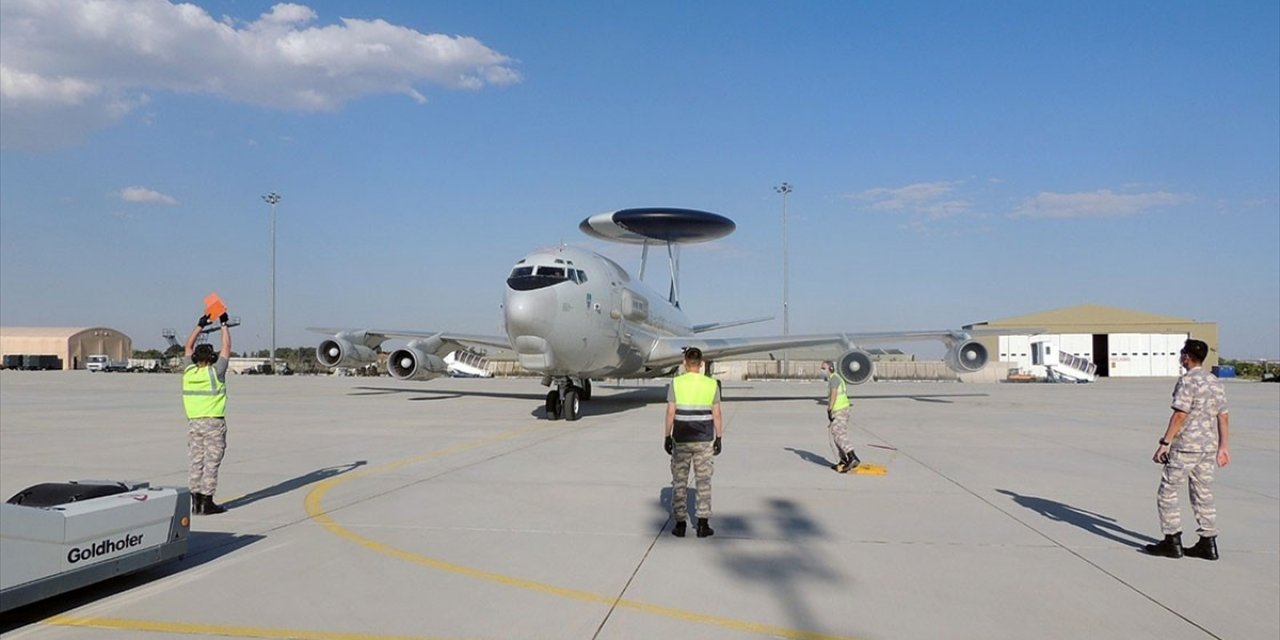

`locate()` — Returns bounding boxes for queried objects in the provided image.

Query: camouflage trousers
[828,409,853,458]
[188,418,228,495]
[671,441,714,520]
[1157,450,1217,537]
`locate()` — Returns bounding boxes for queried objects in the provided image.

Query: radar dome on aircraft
[579,208,735,244]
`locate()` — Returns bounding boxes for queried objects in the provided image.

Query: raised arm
[218,313,232,359]
[185,315,210,357]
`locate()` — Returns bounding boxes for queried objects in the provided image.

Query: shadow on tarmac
[221,461,367,510]
[649,488,845,636]
[784,447,837,469]
[995,489,1159,548]
[0,531,265,632]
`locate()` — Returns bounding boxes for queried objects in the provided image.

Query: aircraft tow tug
[0,480,191,613]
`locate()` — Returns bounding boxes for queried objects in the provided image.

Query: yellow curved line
[305,425,858,640]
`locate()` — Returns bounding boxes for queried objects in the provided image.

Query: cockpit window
[508,264,571,291]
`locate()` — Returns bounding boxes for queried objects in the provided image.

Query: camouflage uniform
[1157,366,1228,536]
[671,442,715,520]
[184,355,230,495]
[827,374,853,457]
[668,377,720,521]
[188,418,228,494]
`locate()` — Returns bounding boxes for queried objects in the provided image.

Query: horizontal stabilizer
[691,316,774,334]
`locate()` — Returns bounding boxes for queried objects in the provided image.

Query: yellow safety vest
[830,373,850,412]
[672,372,718,442]
[183,364,226,419]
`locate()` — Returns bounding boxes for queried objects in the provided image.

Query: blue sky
[1,0,1277,358]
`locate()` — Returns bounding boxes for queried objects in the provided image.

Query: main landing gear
[544,377,592,421]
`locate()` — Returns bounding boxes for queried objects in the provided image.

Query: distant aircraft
[311,208,990,420]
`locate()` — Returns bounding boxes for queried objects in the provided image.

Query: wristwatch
[1158,439,1170,446]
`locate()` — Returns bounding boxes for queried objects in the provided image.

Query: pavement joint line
[304,423,862,640]
[589,515,669,640]
[868,426,1226,640]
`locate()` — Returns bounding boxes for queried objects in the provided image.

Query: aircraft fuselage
[503,246,687,379]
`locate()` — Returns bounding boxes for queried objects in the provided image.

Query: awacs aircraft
[311,208,990,421]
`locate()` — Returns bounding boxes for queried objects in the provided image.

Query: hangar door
[999,334,1093,378]
[1107,333,1187,377]
[1000,333,1187,377]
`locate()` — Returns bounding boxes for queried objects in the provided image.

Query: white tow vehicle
[85,354,128,372]
[0,480,191,613]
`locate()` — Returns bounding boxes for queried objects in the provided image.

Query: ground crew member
[820,360,861,473]
[664,347,723,538]
[1145,339,1230,560]
[183,313,232,515]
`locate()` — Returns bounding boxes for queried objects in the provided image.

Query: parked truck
[21,355,62,370]
[86,354,127,372]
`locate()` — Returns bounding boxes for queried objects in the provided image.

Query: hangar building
[965,304,1218,378]
[0,327,133,371]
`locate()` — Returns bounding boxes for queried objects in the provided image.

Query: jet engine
[836,349,875,385]
[944,339,989,373]
[387,345,449,381]
[317,332,378,368]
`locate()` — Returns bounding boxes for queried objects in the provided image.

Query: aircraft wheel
[545,390,561,420]
[563,388,581,421]
[580,379,592,401]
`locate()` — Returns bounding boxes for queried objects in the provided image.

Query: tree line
[133,346,324,373]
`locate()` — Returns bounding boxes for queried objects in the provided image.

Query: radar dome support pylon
[578,208,735,311]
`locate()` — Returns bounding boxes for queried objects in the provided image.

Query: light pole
[774,182,792,376]
[262,192,280,374]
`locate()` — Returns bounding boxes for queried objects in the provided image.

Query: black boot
[834,450,861,473]
[671,520,687,537]
[1144,533,1183,558]
[842,450,861,473]
[201,494,227,515]
[696,518,714,538]
[1183,536,1218,561]
[190,493,205,515]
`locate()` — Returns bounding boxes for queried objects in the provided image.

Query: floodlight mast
[262,192,281,374]
[774,182,792,375]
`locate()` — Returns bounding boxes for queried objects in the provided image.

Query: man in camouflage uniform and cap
[664,348,723,538]
[183,313,233,515]
[1145,339,1231,560]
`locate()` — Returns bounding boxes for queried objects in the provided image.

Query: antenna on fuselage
[577,208,736,310]
[667,241,680,308]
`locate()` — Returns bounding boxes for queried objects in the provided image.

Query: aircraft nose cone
[504,289,555,338]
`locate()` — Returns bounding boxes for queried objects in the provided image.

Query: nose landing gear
[544,377,591,421]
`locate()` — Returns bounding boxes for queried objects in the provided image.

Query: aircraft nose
[504,289,555,338]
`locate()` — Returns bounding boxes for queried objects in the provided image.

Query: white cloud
[852,181,959,210]
[848,181,973,223]
[1012,190,1188,219]
[0,0,521,150]
[119,186,178,205]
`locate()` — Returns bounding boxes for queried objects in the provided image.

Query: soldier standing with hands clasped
[1145,339,1230,560]
[664,348,723,538]
[183,312,232,515]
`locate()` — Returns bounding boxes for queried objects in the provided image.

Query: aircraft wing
[307,327,516,360]
[646,330,989,370]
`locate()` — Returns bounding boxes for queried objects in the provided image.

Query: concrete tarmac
[1,371,1277,639]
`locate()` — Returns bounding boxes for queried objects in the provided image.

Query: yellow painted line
[305,425,859,640]
[44,615,460,640]
[850,463,887,475]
